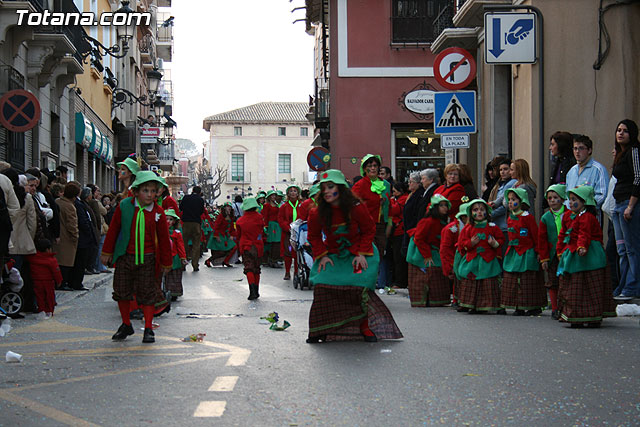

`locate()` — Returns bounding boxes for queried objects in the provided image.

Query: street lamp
[81,1,135,60]
[112,68,164,110]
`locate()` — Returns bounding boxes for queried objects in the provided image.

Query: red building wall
[329,0,445,178]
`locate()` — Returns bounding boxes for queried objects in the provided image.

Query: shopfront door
[393,127,446,183]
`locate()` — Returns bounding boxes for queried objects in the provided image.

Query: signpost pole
[485,4,544,216]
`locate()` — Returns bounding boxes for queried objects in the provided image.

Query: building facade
[203,102,314,203]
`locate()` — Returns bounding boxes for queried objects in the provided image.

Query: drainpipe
[485,4,544,216]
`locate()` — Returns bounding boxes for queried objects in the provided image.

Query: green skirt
[457,255,502,280]
[207,234,236,251]
[309,247,380,290]
[503,247,539,273]
[557,241,607,275]
[406,237,441,268]
[266,221,281,243]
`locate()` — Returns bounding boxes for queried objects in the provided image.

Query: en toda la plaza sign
[404,89,435,114]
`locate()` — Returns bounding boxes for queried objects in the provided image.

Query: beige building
[203,102,314,203]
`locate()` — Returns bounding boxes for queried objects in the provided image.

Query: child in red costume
[440,200,471,307]
[261,191,282,267]
[102,171,172,343]
[205,204,236,268]
[236,197,265,300]
[278,185,301,280]
[165,209,187,300]
[27,238,63,318]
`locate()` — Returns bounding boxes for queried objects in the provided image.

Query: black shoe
[513,309,525,316]
[171,296,178,302]
[363,334,378,342]
[526,308,542,316]
[84,269,96,275]
[142,327,155,343]
[112,323,134,340]
[457,306,469,312]
[551,310,560,320]
[58,284,74,291]
[306,335,326,344]
[222,262,233,268]
[496,308,507,315]
[247,284,260,300]
[73,286,89,291]
[193,265,199,272]
[234,260,243,265]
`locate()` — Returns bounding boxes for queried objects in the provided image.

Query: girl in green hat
[278,185,302,280]
[500,188,547,316]
[165,209,187,300]
[116,154,144,200]
[306,169,403,343]
[204,204,236,268]
[406,195,452,307]
[261,191,282,267]
[441,199,472,308]
[236,198,265,300]
[556,185,616,327]
[101,171,173,344]
[539,184,568,319]
[456,199,505,313]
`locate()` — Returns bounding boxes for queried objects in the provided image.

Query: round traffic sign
[433,47,476,90]
[307,147,331,172]
[0,89,41,133]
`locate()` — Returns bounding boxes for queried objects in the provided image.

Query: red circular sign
[307,147,331,172]
[433,47,476,90]
[0,89,41,132]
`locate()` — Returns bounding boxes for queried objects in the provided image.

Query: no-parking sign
[307,147,331,171]
[0,89,41,132]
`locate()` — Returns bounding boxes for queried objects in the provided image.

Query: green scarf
[134,203,149,265]
[370,177,385,195]
[288,200,299,221]
[551,206,565,237]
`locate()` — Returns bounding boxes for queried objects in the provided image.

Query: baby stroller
[290,220,314,290]
[0,257,24,317]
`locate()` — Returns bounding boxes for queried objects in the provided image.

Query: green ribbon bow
[370,178,385,195]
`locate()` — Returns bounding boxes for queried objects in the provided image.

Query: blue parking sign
[434,91,476,134]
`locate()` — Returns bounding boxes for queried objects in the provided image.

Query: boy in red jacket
[27,238,63,318]
[102,171,172,343]
[236,197,265,300]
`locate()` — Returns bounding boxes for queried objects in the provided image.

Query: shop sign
[74,112,93,148]
[441,134,470,149]
[90,126,103,156]
[141,126,160,144]
[404,90,434,114]
[100,137,110,160]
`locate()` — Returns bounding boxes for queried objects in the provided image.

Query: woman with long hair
[507,159,537,218]
[306,170,402,343]
[611,119,640,300]
[549,131,576,185]
[458,163,479,200]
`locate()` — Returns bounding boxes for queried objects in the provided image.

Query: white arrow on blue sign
[484,12,536,64]
[434,91,476,135]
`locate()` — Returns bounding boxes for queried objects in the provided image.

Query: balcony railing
[391,0,454,44]
[227,171,251,184]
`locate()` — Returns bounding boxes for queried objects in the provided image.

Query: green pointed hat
[569,185,596,207]
[545,184,567,200]
[506,187,530,208]
[309,183,321,197]
[116,157,141,174]
[360,154,382,176]
[430,194,451,209]
[130,170,167,190]
[242,197,260,211]
[257,190,267,199]
[318,169,349,187]
[456,201,472,219]
[165,209,180,220]
[466,198,492,218]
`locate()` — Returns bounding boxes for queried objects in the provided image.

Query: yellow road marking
[0,389,100,427]
[193,401,227,417]
[208,376,238,392]
[11,320,111,334]
[0,336,111,348]
[34,343,192,356]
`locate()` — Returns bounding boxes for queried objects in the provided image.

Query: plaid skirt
[408,264,450,307]
[544,257,560,289]
[242,246,262,275]
[558,267,617,324]
[308,284,403,341]
[457,274,501,311]
[165,268,183,297]
[112,253,158,306]
[501,270,547,310]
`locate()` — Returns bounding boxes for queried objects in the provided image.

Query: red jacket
[261,203,279,223]
[432,183,465,218]
[352,175,388,223]
[278,199,301,234]
[556,210,602,256]
[505,211,539,256]
[236,210,265,257]
[440,220,461,278]
[390,194,407,237]
[308,202,375,260]
[458,221,505,263]
[213,214,235,237]
[413,216,448,260]
[169,229,187,259]
[102,200,173,269]
[161,196,180,216]
[27,251,63,286]
[297,198,316,221]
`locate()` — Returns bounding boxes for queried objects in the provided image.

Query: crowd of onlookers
[0,161,122,317]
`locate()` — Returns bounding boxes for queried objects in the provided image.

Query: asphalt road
[0,263,639,426]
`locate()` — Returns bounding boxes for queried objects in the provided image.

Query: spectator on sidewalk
[54,181,80,291]
[179,186,205,271]
[565,134,609,212]
[27,238,63,318]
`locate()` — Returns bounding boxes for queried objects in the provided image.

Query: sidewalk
[54,270,113,306]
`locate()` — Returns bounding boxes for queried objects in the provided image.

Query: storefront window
[394,127,445,183]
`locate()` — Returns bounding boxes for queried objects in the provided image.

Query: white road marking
[208,376,238,392]
[193,401,226,417]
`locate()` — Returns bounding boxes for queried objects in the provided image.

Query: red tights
[549,289,558,311]
[118,300,155,329]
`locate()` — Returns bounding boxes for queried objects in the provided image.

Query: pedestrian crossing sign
[434,91,477,134]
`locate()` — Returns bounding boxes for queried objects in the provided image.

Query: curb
[54,272,114,306]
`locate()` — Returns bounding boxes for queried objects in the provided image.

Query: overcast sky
[169,0,315,147]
